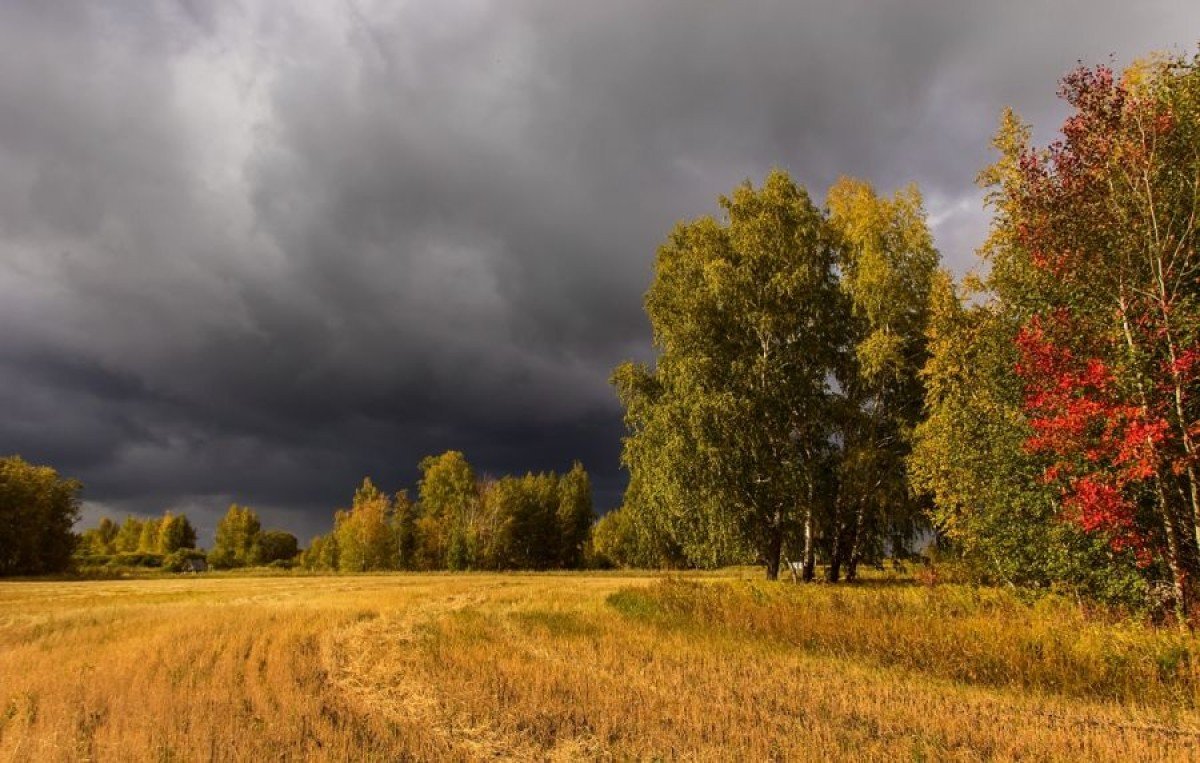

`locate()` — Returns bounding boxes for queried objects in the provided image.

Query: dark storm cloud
[2,1,1198,542]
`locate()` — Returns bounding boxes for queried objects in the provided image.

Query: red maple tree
[1005,57,1200,611]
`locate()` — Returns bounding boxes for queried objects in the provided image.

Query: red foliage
[1003,62,1200,571]
[1016,315,1167,564]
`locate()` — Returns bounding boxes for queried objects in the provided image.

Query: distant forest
[2,450,595,575]
[4,52,1200,619]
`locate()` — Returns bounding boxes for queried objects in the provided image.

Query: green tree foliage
[209,504,262,568]
[0,455,81,575]
[114,516,143,553]
[394,490,419,571]
[556,462,594,568]
[137,517,162,553]
[910,273,1145,604]
[615,170,849,579]
[77,510,198,569]
[333,478,398,572]
[589,504,687,569]
[79,516,119,555]
[912,53,1200,612]
[255,530,299,565]
[825,177,940,580]
[478,472,561,570]
[417,451,478,570]
[299,454,595,573]
[157,512,198,554]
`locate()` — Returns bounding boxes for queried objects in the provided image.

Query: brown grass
[1,571,1199,761]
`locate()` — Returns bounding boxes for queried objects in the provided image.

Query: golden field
[3,571,1200,761]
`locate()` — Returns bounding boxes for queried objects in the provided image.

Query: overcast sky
[2,1,1198,543]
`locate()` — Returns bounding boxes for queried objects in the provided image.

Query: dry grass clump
[2,572,1200,761]
[610,578,1200,706]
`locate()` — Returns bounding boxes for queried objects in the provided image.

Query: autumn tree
[137,517,162,553]
[300,534,339,571]
[77,510,197,560]
[0,455,81,575]
[556,462,594,568]
[417,451,477,569]
[825,177,939,580]
[615,170,845,579]
[333,478,397,572]
[209,504,262,568]
[156,512,197,553]
[112,516,140,552]
[986,55,1200,615]
[79,516,119,556]
[911,272,1145,602]
[394,490,419,570]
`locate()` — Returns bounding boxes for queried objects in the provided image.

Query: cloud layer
[2,1,1198,541]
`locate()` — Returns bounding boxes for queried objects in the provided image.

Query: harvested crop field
[3,571,1200,761]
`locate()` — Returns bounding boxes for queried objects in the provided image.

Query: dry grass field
[3,571,1200,761]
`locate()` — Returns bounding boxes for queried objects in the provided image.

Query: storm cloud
[2,1,1198,542]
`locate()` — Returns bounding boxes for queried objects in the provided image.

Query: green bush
[163,549,207,572]
[108,552,164,568]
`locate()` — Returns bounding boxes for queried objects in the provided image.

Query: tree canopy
[0,455,80,575]
[614,170,937,579]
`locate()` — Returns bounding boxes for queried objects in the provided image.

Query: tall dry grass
[611,577,1200,706]
[1,572,1199,761]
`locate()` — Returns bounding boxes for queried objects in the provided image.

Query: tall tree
[137,518,163,553]
[210,504,262,568]
[114,516,143,553]
[825,178,940,580]
[157,512,197,553]
[334,478,397,572]
[987,56,1200,615]
[911,272,1145,603]
[0,455,81,575]
[615,170,844,579]
[80,516,119,555]
[417,451,477,569]
[556,462,594,568]
[394,490,420,570]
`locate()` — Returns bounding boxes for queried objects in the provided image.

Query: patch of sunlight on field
[2,571,1200,761]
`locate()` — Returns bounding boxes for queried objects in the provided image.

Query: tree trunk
[845,498,865,582]
[764,513,783,581]
[1118,289,1200,618]
[801,514,815,582]
[802,481,816,582]
[827,493,847,582]
[1157,479,1198,622]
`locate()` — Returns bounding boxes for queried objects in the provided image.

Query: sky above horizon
[3,1,1199,544]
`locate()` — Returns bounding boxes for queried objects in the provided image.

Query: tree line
[299,451,594,572]
[602,51,1200,616]
[0,450,594,575]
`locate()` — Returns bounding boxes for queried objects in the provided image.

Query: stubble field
[3,570,1200,761]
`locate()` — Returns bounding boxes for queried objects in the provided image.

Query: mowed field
[3,572,1200,761]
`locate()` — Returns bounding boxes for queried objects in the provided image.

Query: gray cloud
[2,1,1198,542]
